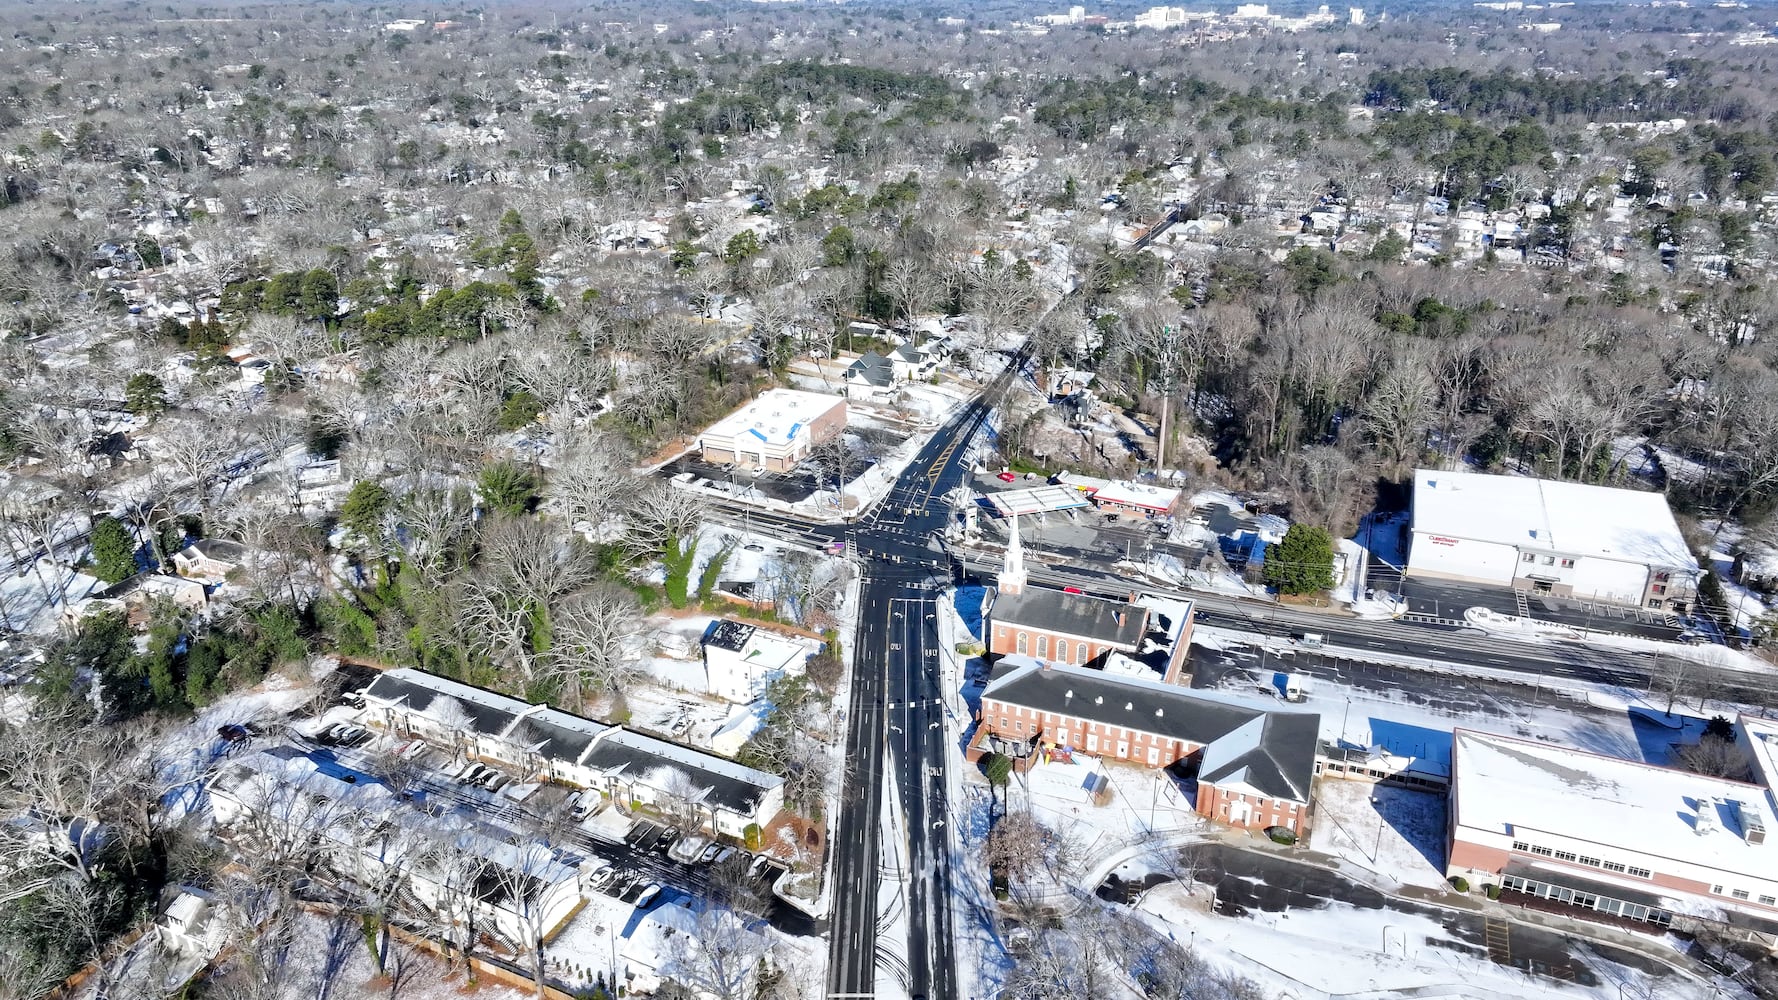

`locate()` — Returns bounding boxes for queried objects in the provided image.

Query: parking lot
[229,713,811,935]
[666,456,828,504]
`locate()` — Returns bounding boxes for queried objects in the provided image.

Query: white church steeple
[999,514,1027,595]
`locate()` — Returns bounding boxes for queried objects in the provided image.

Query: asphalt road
[949,554,1778,704]
[824,380,1004,1000]
[1099,844,1685,988]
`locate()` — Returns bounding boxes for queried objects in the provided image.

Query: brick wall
[1196,781,1307,833]
[986,623,1116,667]
[978,694,1192,767]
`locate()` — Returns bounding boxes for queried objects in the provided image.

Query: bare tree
[548,585,642,710]
[624,483,707,556]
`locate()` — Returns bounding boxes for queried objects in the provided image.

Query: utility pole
[1156,324,1177,479]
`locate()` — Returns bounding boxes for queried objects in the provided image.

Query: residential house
[972,658,1318,833]
[1042,368,1095,401]
[842,351,898,401]
[208,747,586,946]
[171,538,246,584]
[155,888,233,961]
[700,619,813,703]
[887,338,945,382]
[70,573,207,628]
[620,901,768,998]
[359,668,785,838]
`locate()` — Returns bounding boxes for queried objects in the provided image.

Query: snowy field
[1309,780,1450,891]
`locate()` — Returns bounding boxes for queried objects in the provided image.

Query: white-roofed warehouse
[1406,469,1699,611]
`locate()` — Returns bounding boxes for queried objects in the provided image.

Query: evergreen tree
[340,480,392,541]
[88,517,137,584]
[478,461,538,515]
[1263,523,1337,595]
[123,373,167,416]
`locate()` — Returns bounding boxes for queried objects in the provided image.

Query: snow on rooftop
[1452,729,1778,881]
[699,389,844,449]
[1413,469,1696,570]
[1092,480,1181,512]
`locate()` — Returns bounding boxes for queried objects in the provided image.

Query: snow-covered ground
[0,561,100,634]
[194,904,532,1000]
[1131,886,1722,1000]
[156,662,325,824]
[1310,780,1450,890]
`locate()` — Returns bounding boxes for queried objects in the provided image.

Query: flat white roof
[1452,729,1778,880]
[701,389,845,450]
[983,485,1092,517]
[1093,480,1181,512]
[1412,469,1696,570]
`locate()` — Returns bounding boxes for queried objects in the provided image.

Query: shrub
[1267,827,1298,846]
[1450,876,1470,893]
[743,823,763,851]
[1484,883,1500,900]
[984,752,1014,788]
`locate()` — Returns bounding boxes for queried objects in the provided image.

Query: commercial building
[1054,472,1182,520]
[1406,469,1699,610]
[695,389,847,472]
[1447,726,1778,942]
[972,658,1319,833]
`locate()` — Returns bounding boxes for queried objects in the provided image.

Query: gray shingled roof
[982,659,1318,802]
[186,538,247,561]
[1196,711,1320,803]
[362,669,525,739]
[582,729,781,815]
[988,588,1146,648]
[845,351,895,387]
[505,709,609,766]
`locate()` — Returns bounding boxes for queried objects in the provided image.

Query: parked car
[459,764,490,784]
[589,867,618,893]
[217,724,253,743]
[748,855,772,879]
[633,884,662,909]
[713,846,736,864]
[700,844,721,864]
[996,471,1016,482]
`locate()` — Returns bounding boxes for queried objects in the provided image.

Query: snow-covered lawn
[1309,780,1449,891]
[200,905,532,1000]
[0,562,100,634]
